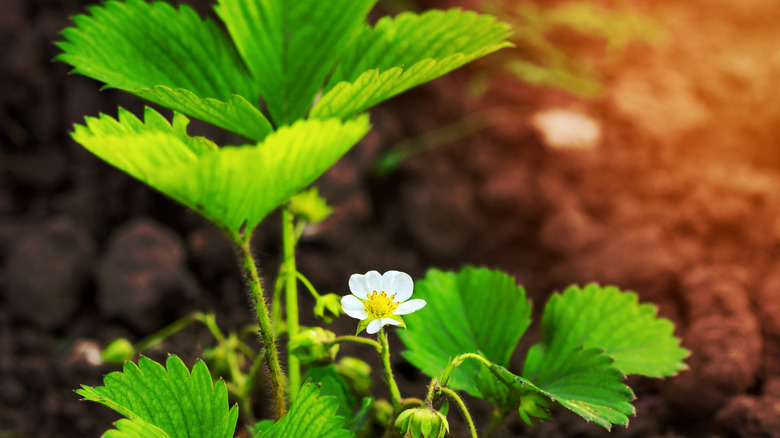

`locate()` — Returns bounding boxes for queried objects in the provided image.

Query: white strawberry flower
[341,270,427,335]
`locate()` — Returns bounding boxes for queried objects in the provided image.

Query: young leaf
[215,0,377,125]
[488,347,636,430]
[523,284,689,379]
[77,355,238,438]
[258,381,353,438]
[397,267,531,401]
[311,9,513,120]
[57,0,272,141]
[71,108,370,241]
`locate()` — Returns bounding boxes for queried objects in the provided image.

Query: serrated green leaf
[311,9,513,120]
[57,0,272,141]
[103,418,169,438]
[259,381,353,438]
[304,365,356,419]
[524,284,688,379]
[216,0,377,125]
[397,267,531,401]
[489,346,635,430]
[77,355,238,438]
[71,108,370,241]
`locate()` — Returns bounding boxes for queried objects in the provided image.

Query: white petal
[366,319,383,334]
[349,270,382,300]
[381,270,414,302]
[382,317,402,326]
[341,295,368,320]
[394,299,426,315]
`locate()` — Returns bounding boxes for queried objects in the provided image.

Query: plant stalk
[282,206,301,402]
[237,240,286,420]
[378,328,403,411]
[439,387,479,438]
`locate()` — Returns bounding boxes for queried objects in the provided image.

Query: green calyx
[395,407,450,438]
[517,391,554,426]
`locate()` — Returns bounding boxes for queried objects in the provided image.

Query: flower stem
[439,387,478,438]
[237,240,286,420]
[378,328,402,411]
[328,335,382,351]
[282,206,301,402]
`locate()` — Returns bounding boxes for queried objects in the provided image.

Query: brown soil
[2,0,780,437]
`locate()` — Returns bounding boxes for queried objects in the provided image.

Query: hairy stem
[282,206,301,402]
[378,329,402,411]
[237,240,286,420]
[439,387,478,438]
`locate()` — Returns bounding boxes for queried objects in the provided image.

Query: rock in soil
[95,217,200,331]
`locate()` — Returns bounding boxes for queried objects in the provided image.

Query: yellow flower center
[364,291,399,318]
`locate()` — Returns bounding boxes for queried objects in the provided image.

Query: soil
[2,0,780,437]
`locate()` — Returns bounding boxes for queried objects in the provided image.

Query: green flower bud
[289,187,333,225]
[100,338,135,365]
[334,356,372,396]
[314,293,343,323]
[372,399,394,428]
[517,391,554,426]
[288,327,339,366]
[395,407,450,438]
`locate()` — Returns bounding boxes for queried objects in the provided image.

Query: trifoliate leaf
[397,267,531,402]
[77,355,238,438]
[71,108,370,242]
[488,346,635,430]
[215,0,377,125]
[258,381,353,438]
[57,0,272,141]
[523,284,688,379]
[311,9,513,120]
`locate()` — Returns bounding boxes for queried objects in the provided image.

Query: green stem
[282,206,301,402]
[378,329,402,411]
[440,353,494,387]
[295,271,322,300]
[439,387,478,438]
[133,312,204,353]
[237,240,286,420]
[328,335,381,351]
[271,268,285,333]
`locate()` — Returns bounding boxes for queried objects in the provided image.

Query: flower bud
[100,338,135,365]
[288,327,339,366]
[395,407,449,438]
[517,391,554,425]
[335,356,372,396]
[314,293,343,323]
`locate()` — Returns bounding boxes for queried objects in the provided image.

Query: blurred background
[2,0,780,436]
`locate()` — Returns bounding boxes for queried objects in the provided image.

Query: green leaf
[311,9,513,120]
[397,267,531,401]
[523,284,688,379]
[71,107,370,241]
[103,418,169,438]
[57,0,272,141]
[77,355,238,438]
[489,347,635,430]
[216,0,377,125]
[304,365,356,419]
[259,381,353,438]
